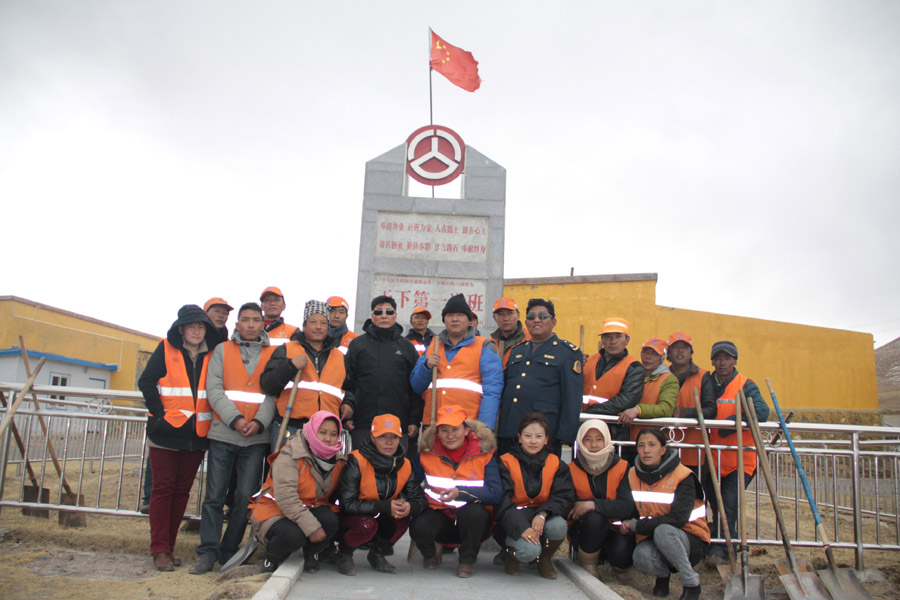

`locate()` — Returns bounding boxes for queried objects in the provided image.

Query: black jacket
[405,328,436,349]
[495,445,575,539]
[673,362,716,420]
[584,349,645,441]
[571,453,634,521]
[259,328,353,411]
[624,448,705,538]
[138,323,218,452]
[343,320,422,430]
[337,436,427,517]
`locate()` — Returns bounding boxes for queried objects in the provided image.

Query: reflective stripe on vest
[582,353,640,412]
[628,464,710,544]
[422,338,486,426]
[424,474,485,489]
[413,343,426,354]
[419,445,494,512]
[287,380,346,400]
[337,346,348,355]
[225,390,266,404]
[157,340,211,437]
[218,341,275,423]
[275,343,346,419]
[158,386,208,399]
[429,378,484,394]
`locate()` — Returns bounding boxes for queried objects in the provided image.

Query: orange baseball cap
[493,297,519,312]
[642,337,668,356]
[667,331,693,348]
[371,414,402,437]
[326,296,350,311]
[435,404,467,427]
[203,297,233,312]
[600,317,630,335]
[411,306,432,319]
[260,286,284,301]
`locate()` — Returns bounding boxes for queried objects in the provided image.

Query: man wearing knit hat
[260,300,354,452]
[582,317,645,444]
[410,294,503,430]
[260,287,298,347]
[704,340,770,564]
[326,296,358,355]
[405,306,435,356]
[496,298,583,454]
[489,297,530,368]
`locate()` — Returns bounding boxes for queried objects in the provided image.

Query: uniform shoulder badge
[564,340,579,351]
[573,360,582,374]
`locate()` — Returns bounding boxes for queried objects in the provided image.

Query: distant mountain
[876,336,900,417]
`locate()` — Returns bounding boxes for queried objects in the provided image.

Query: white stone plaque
[375,212,489,264]
[373,274,489,329]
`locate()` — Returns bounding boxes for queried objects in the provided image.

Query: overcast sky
[2,1,899,347]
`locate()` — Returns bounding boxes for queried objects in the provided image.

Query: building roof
[504,273,658,286]
[0,295,157,340]
[0,348,117,371]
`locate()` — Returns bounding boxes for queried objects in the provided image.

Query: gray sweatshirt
[206,329,275,447]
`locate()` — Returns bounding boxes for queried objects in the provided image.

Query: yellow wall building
[0,296,160,391]
[503,274,878,419]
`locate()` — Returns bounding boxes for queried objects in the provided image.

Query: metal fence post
[851,431,864,570]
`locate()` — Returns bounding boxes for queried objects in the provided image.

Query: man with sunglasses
[343,295,421,452]
[495,298,582,455]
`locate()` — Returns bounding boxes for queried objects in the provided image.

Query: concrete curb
[555,557,625,600]
[251,554,304,600]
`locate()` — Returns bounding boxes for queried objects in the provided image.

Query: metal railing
[2,381,899,569]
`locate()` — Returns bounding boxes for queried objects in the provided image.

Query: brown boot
[612,566,635,585]
[578,549,601,579]
[152,552,174,572]
[538,539,563,579]
[504,547,519,575]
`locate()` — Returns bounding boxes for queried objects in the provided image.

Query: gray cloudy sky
[2,1,899,346]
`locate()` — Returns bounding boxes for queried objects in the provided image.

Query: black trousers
[569,511,635,569]
[264,505,339,565]
[409,504,492,565]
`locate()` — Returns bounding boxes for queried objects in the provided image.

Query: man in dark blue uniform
[496,298,583,455]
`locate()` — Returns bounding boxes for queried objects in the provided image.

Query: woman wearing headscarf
[567,419,635,579]
[139,305,218,572]
[250,410,347,573]
[620,428,708,600]
[495,412,575,579]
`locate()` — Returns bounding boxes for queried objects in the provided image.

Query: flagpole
[428,28,435,198]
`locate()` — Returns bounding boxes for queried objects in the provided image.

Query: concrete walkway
[254,533,624,600]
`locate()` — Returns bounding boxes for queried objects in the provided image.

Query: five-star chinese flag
[429,29,481,92]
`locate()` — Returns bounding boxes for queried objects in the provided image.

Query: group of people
[139,287,770,600]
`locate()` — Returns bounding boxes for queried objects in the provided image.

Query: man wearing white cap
[326,296,358,355]
[582,317,645,443]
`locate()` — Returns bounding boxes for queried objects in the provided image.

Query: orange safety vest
[216,341,276,423]
[337,330,359,355]
[709,374,756,477]
[351,450,412,501]
[267,323,299,347]
[673,369,708,467]
[419,448,494,511]
[251,455,345,522]
[630,372,677,442]
[493,330,531,368]
[500,452,559,508]
[628,464,710,544]
[583,353,640,410]
[568,459,629,528]
[274,343,346,419]
[156,340,212,437]
[422,338,486,426]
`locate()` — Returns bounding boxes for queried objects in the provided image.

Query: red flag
[429,29,481,92]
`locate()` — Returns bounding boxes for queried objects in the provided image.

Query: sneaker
[189,555,215,575]
[260,558,277,573]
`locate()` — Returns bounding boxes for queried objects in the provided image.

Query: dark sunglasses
[373,309,396,316]
[526,312,552,321]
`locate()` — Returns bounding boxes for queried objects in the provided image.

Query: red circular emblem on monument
[405,125,466,186]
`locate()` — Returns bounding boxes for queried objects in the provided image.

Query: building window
[49,373,69,401]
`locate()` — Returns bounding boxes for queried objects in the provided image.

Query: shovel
[739,389,830,600]
[767,379,873,600]
[693,388,738,583]
[724,384,767,600]
[221,368,305,574]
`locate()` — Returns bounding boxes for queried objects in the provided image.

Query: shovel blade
[725,573,767,600]
[819,567,874,600]
[220,536,259,574]
[779,572,832,600]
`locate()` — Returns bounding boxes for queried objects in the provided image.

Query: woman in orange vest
[138,305,218,572]
[496,413,575,579]
[567,419,634,579]
[620,428,709,600]
[250,411,347,573]
[409,404,502,578]
[336,413,427,576]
